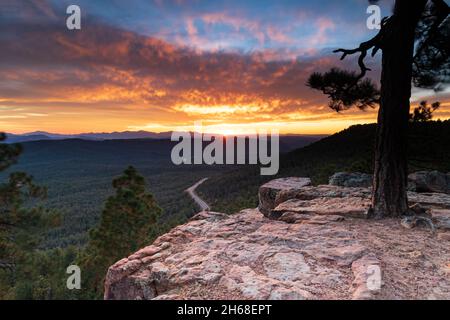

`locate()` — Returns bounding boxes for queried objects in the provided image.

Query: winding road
[185,178,210,211]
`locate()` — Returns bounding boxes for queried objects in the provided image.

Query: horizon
[1,0,450,135]
[6,128,332,137]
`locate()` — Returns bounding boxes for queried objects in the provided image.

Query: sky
[1,0,449,135]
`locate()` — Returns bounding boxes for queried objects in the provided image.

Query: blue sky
[46,0,394,53]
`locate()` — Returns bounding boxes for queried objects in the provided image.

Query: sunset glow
[1,0,449,135]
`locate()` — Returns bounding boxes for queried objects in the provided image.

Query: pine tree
[80,166,162,297]
[307,0,449,217]
[0,133,59,299]
[409,101,440,122]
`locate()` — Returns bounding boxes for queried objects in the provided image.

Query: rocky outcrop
[105,209,373,300]
[329,172,373,188]
[258,177,311,216]
[258,181,450,218]
[408,171,450,194]
[272,197,370,219]
[105,177,450,300]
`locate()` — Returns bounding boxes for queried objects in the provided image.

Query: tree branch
[333,17,392,82]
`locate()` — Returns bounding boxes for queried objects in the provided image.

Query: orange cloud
[1,10,449,135]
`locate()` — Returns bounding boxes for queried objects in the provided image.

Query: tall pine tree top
[81,166,162,297]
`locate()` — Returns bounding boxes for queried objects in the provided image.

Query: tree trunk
[371,0,427,218]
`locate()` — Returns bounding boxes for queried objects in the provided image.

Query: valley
[2,121,449,249]
[1,135,322,248]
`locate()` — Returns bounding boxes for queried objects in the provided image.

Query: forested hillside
[0,139,227,248]
[3,122,448,246]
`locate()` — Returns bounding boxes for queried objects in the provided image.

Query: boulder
[257,177,450,216]
[329,172,373,188]
[259,182,372,215]
[258,177,311,216]
[408,171,450,194]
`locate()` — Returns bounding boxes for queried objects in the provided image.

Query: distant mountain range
[5,130,175,143]
[5,131,328,153]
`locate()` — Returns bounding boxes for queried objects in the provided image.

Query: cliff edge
[104,177,450,300]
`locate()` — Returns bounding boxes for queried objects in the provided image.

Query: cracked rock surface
[105,179,450,300]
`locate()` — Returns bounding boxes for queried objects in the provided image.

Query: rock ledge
[105,178,450,300]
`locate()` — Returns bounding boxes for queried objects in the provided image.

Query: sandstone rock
[105,271,156,300]
[278,212,345,225]
[128,245,162,261]
[278,211,313,224]
[219,266,274,299]
[303,244,368,267]
[329,172,373,188]
[408,192,450,209]
[437,232,450,241]
[104,258,143,288]
[105,179,450,300]
[259,177,450,212]
[152,294,183,300]
[272,197,370,219]
[293,185,372,200]
[268,286,312,300]
[190,211,229,222]
[351,255,381,300]
[258,177,311,216]
[408,171,450,194]
[263,252,311,281]
[258,180,372,215]
[303,215,345,225]
[258,178,450,217]
[104,208,375,300]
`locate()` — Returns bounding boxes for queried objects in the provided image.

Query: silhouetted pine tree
[80,166,162,298]
[307,0,449,217]
[409,101,440,122]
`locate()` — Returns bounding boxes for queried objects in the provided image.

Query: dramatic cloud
[0,0,448,134]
